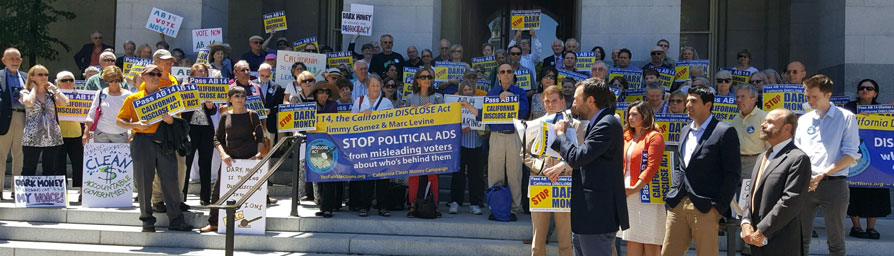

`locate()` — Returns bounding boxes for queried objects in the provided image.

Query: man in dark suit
[254,63,285,141]
[0,47,26,200]
[662,85,741,255]
[740,108,811,255]
[552,77,628,255]
[542,39,565,70]
[74,32,114,72]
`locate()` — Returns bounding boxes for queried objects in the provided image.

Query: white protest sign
[444,95,485,130]
[218,159,268,235]
[14,176,68,208]
[171,67,190,82]
[341,11,373,36]
[515,113,578,159]
[145,8,183,38]
[192,28,222,52]
[351,4,374,13]
[275,50,326,84]
[82,143,134,208]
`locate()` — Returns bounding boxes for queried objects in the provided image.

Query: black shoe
[200,200,211,206]
[850,227,868,238]
[142,226,156,232]
[509,213,518,222]
[168,224,194,232]
[180,202,190,212]
[866,228,881,240]
[812,230,819,238]
[152,202,166,213]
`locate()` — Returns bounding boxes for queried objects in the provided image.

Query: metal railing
[208,135,304,256]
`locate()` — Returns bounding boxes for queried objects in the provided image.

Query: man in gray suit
[740,108,812,255]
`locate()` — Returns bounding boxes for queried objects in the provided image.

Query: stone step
[0,240,345,256]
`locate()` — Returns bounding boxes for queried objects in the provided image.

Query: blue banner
[849,106,894,188]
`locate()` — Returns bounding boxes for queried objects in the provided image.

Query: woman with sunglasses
[714,70,735,97]
[402,68,444,218]
[349,74,394,217]
[179,63,219,205]
[420,49,435,71]
[529,66,558,119]
[309,82,341,218]
[382,77,402,106]
[285,68,314,104]
[732,49,759,74]
[54,71,86,200]
[844,79,889,240]
[84,66,133,144]
[21,65,69,177]
[748,72,769,90]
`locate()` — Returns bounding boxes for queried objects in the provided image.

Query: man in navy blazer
[662,85,741,255]
[74,32,113,72]
[552,77,628,255]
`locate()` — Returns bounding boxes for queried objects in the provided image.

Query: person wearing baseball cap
[264,53,277,68]
[241,34,272,71]
[136,49,178,91]
[642,46,673,70]
[324,68,342,83]
[116,63,194,232]
[275,37,290,50]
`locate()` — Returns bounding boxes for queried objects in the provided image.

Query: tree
[0,0,76,67]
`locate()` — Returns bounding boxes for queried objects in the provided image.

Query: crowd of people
[0,27,888,256]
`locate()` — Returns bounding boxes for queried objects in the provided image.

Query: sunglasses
[670,99,684,104]
[105,79,121,83]
[750,79,763,84]
[385,83,397,88]
[416,75,433,80]
[544,75,557,79]
[440,47,449,50]
[302,79,316,83]
[651,52,662,56]
[34,73,49,77]
[59,79,74,83]
[738,55,749,59]
[859,86,876,91]
[93,37,102,39]
[716,79,731,83]
[499,70,514,74]
[317,89,332,94]
[509,52,522,56]
[101,58,116,62]
[252,41,263,45]
[144,72,162,77]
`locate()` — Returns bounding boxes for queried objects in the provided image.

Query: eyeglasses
[302,79,316,83]
[544,75,557,79]
[859,86,876,91]
[670,99,684,104]
[105,79,121,83]
[651,52,662,56]
[251,41,263,45]
[93,37,102,40]
[416,75,433,80]
[144,72,162,77]
[59,79,74,83]
[499,70,514,74]
[385,83,397,88]
[34,73,49,77]
[317,89,332,94]
[738,55,749,59]
[750,79,763,84]
[658,44,669,48]
[101,58,115,62]
[716,79,731,83]
[382,41,393,45]
[509,52,522,56]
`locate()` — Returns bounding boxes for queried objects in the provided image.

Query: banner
[337,103,352,113]
[557,69,588,88]
[848,106,894,188]
[719,68,751,85]
[640,151,674,204]
[304,103,462,182]
[292,36,319,52]
[82,143,134,208]
[277,103,317,132]
[655,113,691,146]
[193,77,229,103]
[511,10,541,30]
[713,96,738,123]
[616,102,630,127]
[762,84,806,114]
[529,176,571,212]
[217,159,268,235]
[191,28,222,52]
[445,95,484,130]
[471,56,497,77]
[402,67,418,97]
[177,83,201,112]
[515,69,532,90]
[341,11,374,36]
[609,69,643,89]
[575,52,596,72]
[263,11,288,33]
[145,8,183,37]
[831,95,850,107]
[625,88,646,103]
[434,62,465,83]
[276,50,327,83]
[655,67,676,91]
[327,51,354,69]
[14,176,67,208]
[132,85,185,125]
[482,95,519,124]
[245,95,268,119]
[123,57,153,79]
[56,89,95,122]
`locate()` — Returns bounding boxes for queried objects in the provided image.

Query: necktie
[553,113,562,124]
[750,148,774,211]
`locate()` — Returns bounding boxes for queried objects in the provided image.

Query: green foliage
[0,0,76,65]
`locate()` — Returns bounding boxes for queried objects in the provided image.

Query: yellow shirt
[731,108,770,155]
[59,121,82,138]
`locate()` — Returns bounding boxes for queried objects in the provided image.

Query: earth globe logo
[307,139,338,174]
[87,166,121,183]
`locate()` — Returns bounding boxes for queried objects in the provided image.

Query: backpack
[413,176,439,219]
[486,183,513,221]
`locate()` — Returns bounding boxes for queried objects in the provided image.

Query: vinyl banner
[848,105,894,188]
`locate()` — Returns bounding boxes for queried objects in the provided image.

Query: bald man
[784,61,806,84]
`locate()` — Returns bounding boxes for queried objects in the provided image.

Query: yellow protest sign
[655,113,691,146]
[616,102,630,127]
[277,103,317,132]
[482,95,519,124]
[609,69,643,89]
[193,77,229,103]
[557,69,588,88]
[713,96,738,123]
[177,83,201,112]
[471,56,497,78]
[245,95,268,119]
[625,88,645,103]
[720,68,751,85]
[402,67,418,97]
[56,89,95,122]
[655,67,675,91]
[762,84,806,114]
[511,10,541,30]
[529,176,571,212]
[515,69,532,90]
[434,62,465,82]
[263,11,287,33]
[575,52,596,72]
[124,57,152,79]
[327,51,353,69]
[292,36,319,52]
[640,152,674,204]
[132,85,185,125]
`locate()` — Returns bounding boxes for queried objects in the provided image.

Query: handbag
[89,90,103,132]
[249,110,271,156]
[413,177,439,219]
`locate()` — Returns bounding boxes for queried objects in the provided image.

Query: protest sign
[674,61,691,82]
[305,103,462,182]
[847,106,894,188]
[675,60,709,82]
[132,85,184,125]
[625,88,646,103]
[609,69,643,89]
[831,95,850,107]
[402,67,418,97]
[337,103,352,113]
[276,50,327,83]
[277,103,317,132]
[191,28,222,52]
[521,114,578,159]
[74,80,86,90]
[471,56,497,77]
[217,159,268,235]
[762,84,806,114]
[171,67,190,82]
[56,89,95,122]
[511,10,541,30]
[341,11,374,36]
[177,83,201,112]
[616,102,631,127]
[713,96,738,123]
[245,95,268,119]
[445,95,484,130]
[196,48,210,64]
[434,62,465,82]
[515,69,533,90]
[123,57,153,79]
[476,79,492,92]
[529,176,571,212]
[557,69,588,88]
[263,11,287,33]
[145,8,182,37]
[655,67,676,91]
[719,68,751,85]
[82,143,134,208]
[193,77,229,103]
[292,36,319,52]
[14,176,67,208]
[655,113,691,146]
[482,95,519,124]
[327,51,354,69]
[640,151,674,204]
[575,52,596,72]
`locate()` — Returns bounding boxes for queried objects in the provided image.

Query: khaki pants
[531,211,571,256]
[0,111,24,193]
[151,154,186,204]
[487,132,523,213]
[662,196,722,256]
